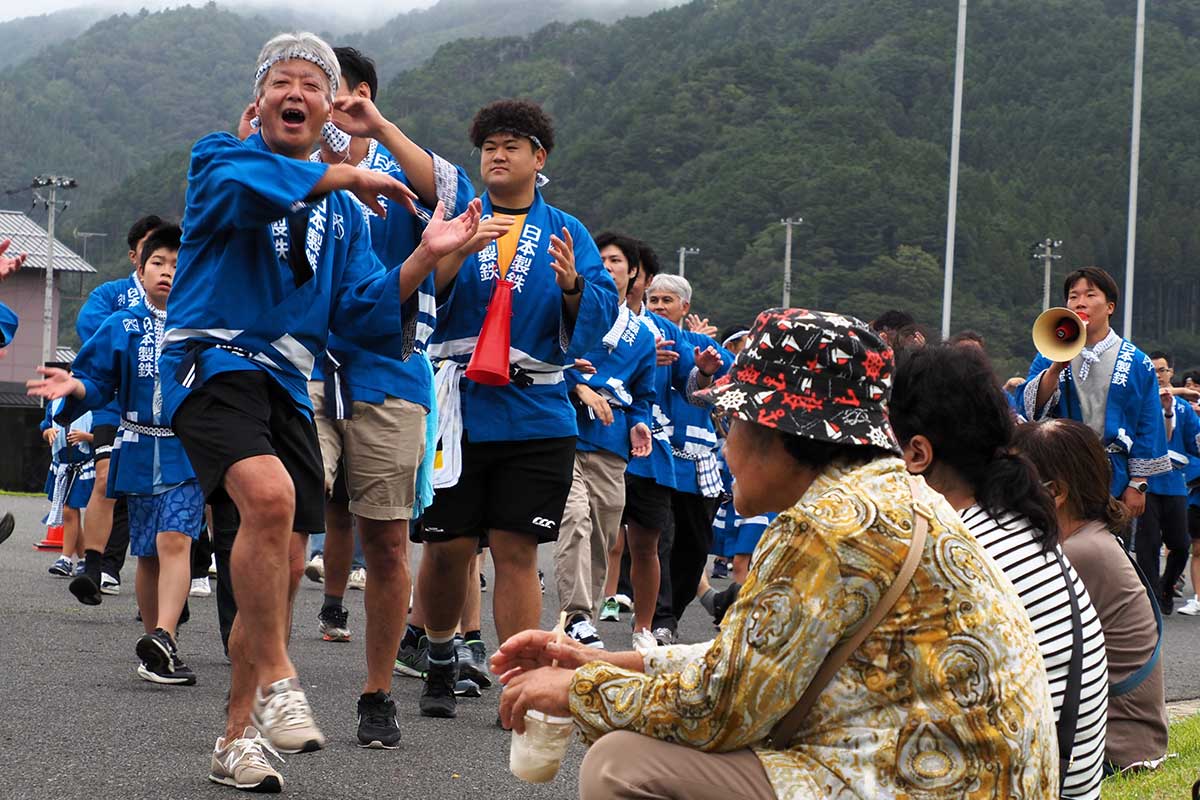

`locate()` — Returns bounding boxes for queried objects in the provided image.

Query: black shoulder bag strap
[1052,547,1085,792]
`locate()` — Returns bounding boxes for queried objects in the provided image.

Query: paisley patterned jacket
[569,457,1057,799]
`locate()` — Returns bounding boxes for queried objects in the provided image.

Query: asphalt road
[0,493,721,800]
[4,492,1199,799]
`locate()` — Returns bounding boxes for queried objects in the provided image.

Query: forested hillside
[17,0,1200,374]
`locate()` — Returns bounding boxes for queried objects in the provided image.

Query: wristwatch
[562,275,583,296]
[1129,479,1148,494]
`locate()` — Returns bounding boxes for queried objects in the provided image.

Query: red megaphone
[466,279,513,386]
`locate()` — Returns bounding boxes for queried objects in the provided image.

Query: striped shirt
[962,505,1109,799]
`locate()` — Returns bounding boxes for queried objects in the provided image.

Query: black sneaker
[356,691,401,749]
[711,583,742,626]
[0,511,14,546]
[454,678,482,698]
[419,653,458,718]
[319,605,351,642]
[69,573,102,606]
[136,629,196,686]
[565,614,605,649]
[455,636,493,689]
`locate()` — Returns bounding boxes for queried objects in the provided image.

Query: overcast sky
[0,1,439,25]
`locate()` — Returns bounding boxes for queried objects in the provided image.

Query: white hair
[254,32,340,104]
[648,274,693,304]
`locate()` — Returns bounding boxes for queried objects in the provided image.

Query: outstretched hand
[236,103,257,140]
[655,336,679,366]
[458,214,514,256]
[421,198,483,259]
[490,629,599,680]
[685,313,718,337]
[694,345,724,377]
[630,422,652,458]
[26,367,83,401]
[0,239,29,282]
[349,167,419,218]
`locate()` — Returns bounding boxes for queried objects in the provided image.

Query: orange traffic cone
[35,524,65,551]
[466,279,514,387]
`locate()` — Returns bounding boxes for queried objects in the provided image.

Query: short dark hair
[1063,266,1119,305]
[890,344,1059,550]
[743,419,890,473]
[594,232,641,281]
[1183,370,1200,385]
[334,46,378,101]
[1149,350,1171,365]
[948,329,985,348]
[469,99,555,154]
[636,242,661,278]
[126,215,164,250]
[871,309,914,333]
[719,324,749,345]
[138,224,182,270]
[1011,419,1131,534]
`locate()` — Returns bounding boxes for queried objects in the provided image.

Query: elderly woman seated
[492,309,1059,799]
[1013,418,1168,775]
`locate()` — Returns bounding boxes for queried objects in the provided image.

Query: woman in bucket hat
[492,308,1058,799]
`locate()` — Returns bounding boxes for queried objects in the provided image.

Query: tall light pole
[1033,238,1063,311]
[677,246,699,279]
[780,217,802,308]
[31,176,77,365]
[1122,0,1146,339]
[941,0,968,339]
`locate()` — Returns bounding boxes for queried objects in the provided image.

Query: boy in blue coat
[30,226,205,686]
[554,232,655,650]
[1023,267,1169,510]
[41,398,94,577]
[0,237,24,547]
[422,99,619,720]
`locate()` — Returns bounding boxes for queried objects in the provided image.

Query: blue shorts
[128,482,205,557]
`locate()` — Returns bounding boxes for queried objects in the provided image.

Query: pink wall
[0,272,61,383]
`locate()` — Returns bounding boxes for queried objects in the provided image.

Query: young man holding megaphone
[1023,267,1169,520]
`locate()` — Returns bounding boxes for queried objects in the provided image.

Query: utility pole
[941,0,968,339]
[31,176,77,365]
[1123,0,1146,339]
[677,246,699,279]
[74,230,107,263]
[780,217,802,308]
[1033,238,1063,312]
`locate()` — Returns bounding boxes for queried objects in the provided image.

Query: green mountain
[0,8,109,70]
[43,0,1200,376]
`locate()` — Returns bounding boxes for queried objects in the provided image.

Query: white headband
[255,48,339,101]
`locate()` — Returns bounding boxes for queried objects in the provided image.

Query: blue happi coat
[42,399,94,465]
[324,139,474,414]
[159,132,413,422]
[77,272,145,427]
[625,310,693,490]
[429,190,618,441]
[1151,395,1200,496]
[0,302,16,347]
[58,307,195,496]
[666,325,734,496]
[567,305,657,462]
[1024,342,1170,497]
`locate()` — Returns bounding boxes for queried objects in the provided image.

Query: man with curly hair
[420,99,619,720]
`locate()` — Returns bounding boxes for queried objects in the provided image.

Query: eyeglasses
[1155,366,1173,373]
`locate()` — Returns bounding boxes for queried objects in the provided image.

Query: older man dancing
[158,32,483,792]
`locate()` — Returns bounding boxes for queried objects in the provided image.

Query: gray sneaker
[251,677,325,754]
[455,636,493,689]
[209,726,283,792]
[394,634,429,678]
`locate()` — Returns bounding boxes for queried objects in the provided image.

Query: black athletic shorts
[420,435,576,544]
[622,473,672,532]
[172,370,325,533]
[92,424,118,462]
[1190,504,1200,541]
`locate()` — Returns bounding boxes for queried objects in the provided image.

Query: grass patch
[0,490,39,497]
[1102,713,1200,799]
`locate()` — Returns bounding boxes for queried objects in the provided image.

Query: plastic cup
[509,710,575,783]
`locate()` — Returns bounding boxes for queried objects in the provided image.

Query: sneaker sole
[393,660,426,679]
[100,585,121,596]
[454,679,482,698]
[419,704,457,718]
[69,575,102,605]
[208,773,282,793]
[136,663,196,686]
[321,632,351,642]
[356,736,401,750]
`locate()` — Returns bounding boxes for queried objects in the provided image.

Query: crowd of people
[1,29,1198,799]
